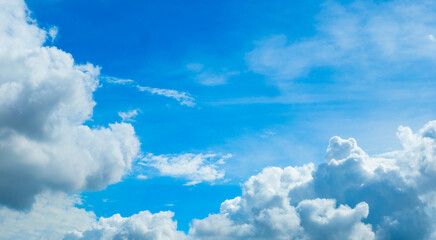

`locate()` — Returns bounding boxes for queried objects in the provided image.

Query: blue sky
[2,0,436,239]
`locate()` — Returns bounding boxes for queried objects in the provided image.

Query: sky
[1,0,436,239]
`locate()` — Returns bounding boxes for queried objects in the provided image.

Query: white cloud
[190,120,436,239]
[118,109,139,122]
[48,26,58,43]
[0,192,96,240]
[136,174,148,180]
[100,76,134,85]
[0,0,140,210]
[101,76,196,106]
[296,199,374,240]
[137,85,196,107]
[247,0,436,84]
[61,120,436,239]
[140,153,231,185]
[63,210,186,240]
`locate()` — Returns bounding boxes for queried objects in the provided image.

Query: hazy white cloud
[0,0,140,210]
[47,26,58,43]
[186,63,239,86]
[247,0,436,84]
[100,76,134,85]
[140,153,231,185]
[63,211,186,240]
[0,193,96,240]
[102,76,196,106]
[137,85,196,107]
[118,109,139,122]
[136,174,148,180]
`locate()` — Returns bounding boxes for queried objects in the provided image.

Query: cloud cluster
[0,193,96,240]
[63,211,186,240]
[189,121,436,239]
[66,120,436,239]
[0,0,140,210]
[140,153,231,185]
[247,0,436,83]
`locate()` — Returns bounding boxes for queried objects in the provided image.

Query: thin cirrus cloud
[101,76,196,107]
[65,120,436,240]
[246,0,436,93]
[0,0,140,210]
[186,63,239,86]
[136,85,196,107]
[139,153,231,185]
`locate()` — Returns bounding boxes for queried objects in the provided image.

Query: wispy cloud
[136,85,195,107]
[100,76,134,85]
[118,109,139,122]
[102,76,196,107]
[186,63,239,86]
[247,0,436,91]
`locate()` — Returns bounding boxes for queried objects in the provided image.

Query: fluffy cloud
[140,153,231,185]
[0,193,96,240]
[63,120,436,239]
[247,0,436,83]
[189,163,374,240]
[189,120,436,239]
[0,0,140,210]
[63,211,186,240]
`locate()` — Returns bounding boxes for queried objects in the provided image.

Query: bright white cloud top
[140,153,230,185]
[0,0,140,210]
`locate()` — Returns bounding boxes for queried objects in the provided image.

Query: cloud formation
[140,153,231,185]
[190,121,436,239]
[63,211,186,240]
[65,120,436,239]
[247,0,436,84]
[0,0,140,210]
[0,193,96,240]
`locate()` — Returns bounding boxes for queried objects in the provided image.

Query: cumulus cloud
[62,120,436,239]
[189,120,436,239]
[140,153,231,185]
[137,85,196,107]
[63,210,186,240]
[0,193,96,240]
[247,0,436,83]
[0,0,140,210]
